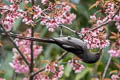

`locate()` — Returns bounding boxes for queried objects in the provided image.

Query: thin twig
[29,0,35,80]
[61,25,77,34]
[81,7,120,39]
[31,51,68,77]
[0,24,29,65]
[90,7,120,31]
[3,32,55,43]
[13,71,17,80]
[29,27,34,80]
[57,51,68,61]
[102,56,112,80]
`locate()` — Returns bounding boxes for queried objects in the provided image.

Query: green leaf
[64,64,72,77]
[13,18,22,31]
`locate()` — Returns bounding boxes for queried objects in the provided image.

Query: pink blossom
[0,78,6,80]
[45,63,64,79]
[33,45,43,58]
[0,4,20,31]
[81,28,109,49]
[7,0,21,3]
[68,60,84,73]
[46,20,59,32]
[45,63,57,73]
[32,6,42,19]
[111,74,119,80]
[24,0,29,4]
[41,0,49,5]
[40,2,76,32]
[24,63,64,80]
[9,53,29,73]
[108,49,120,57]
[10,29,43,73]
[90,14,96,21]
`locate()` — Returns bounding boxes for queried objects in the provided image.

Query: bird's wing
[53,37,84,53]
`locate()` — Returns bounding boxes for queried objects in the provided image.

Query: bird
[6,33,101,63]
[52,36,101,63]
[28,36,101,63]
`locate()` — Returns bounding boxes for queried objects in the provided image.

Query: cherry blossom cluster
[80,28,110,49]
[24,62,64,80]
[7,0,29,4]
[0,0,30,31]
[105,2,120,32]
[89,2,115,27]
[0,4,43,30]
[114,11,120,32]
[108,39,120,57]
[83,3,113,49]
[40,2,76,32]
[9,29,43,73]
[108,49,120,57]
[90,1,120,32]
[111,73,120,80]
[41,0,49,5]
[0,0,76,32]
[91,2,120,32]
[68,59,84,73]
[0,4,20,31]
[104,2,115,19]
[90,2,120,58]
[0,78,6,80]
[19,5,43,25]
[44,62,64,80]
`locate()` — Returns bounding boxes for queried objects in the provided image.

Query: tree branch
[0,24,29,65]
[29,0,35,80]
[90,7,120,31]
[102,55,112,80]
[31,51,68,77]
[29,27,34,80]
[7,32,55,43]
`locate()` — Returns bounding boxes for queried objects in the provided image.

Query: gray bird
[30,36,101,63]
[52,37,101,63]
[3,32,101,63]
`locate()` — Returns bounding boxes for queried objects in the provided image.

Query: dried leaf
[101,0,104,3]
[40,60,49,63]
[116,0,120,2]
[55,0,77,10]
[0,70,4,74]
[109,36,117,39]
[0,0,4,7]
[91,78,99,80]
[55,1,61,4]
[114,62,120,69]
[103,26,107,30]
[0,41,3,47]
[104,1,110,7]
[104,78,111,80]
[110,32,120,40]
[89,1,100,10]
[34,32,39,38]
[111,32,117,36]
[117,33,120,38]
[110,70,118,74]
[66,2,77,10]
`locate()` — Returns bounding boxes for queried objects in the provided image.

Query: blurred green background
[0,0,120,80]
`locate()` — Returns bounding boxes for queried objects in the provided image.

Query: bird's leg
[60,26,63,37]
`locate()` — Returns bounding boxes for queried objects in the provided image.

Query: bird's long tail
[6,33,56,44]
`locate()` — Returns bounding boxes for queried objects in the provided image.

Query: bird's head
[80,50,101,63]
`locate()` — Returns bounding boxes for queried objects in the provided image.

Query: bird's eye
[67,36,71,40]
